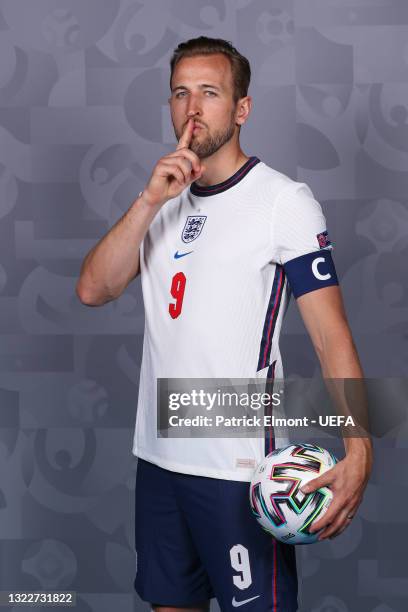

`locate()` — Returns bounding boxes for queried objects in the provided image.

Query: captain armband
[283,250,339,299]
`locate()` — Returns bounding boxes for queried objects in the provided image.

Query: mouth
[186,120,204,128]
[192,122,205,134]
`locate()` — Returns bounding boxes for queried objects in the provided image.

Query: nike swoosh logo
[174,250,193,259]
[232,595,260,607]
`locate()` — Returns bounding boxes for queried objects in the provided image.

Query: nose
[186,93,202,118]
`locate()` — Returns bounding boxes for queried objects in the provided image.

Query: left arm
[296,285,373,540]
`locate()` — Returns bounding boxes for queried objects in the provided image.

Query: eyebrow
[171,83,222,93]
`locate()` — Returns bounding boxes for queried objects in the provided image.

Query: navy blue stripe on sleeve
[283,250,339,299]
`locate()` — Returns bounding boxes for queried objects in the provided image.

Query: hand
[142,118,205,208]
[300,446,372,540]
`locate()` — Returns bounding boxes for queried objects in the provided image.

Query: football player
[77,37,372,612]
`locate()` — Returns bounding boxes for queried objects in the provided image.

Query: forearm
[317,327,372,460]
[76,192,161,306]
[318,322,363,379]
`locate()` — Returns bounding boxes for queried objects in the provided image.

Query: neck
[195,139,249,186]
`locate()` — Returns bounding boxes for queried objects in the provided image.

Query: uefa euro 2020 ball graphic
[249,443,338,544]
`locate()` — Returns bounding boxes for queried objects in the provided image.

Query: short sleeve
[271,182,339,298]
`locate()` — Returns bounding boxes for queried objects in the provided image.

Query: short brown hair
[170,36,251,104]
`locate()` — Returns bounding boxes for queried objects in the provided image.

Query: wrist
[344,436,373,459]
[138,189,165,210]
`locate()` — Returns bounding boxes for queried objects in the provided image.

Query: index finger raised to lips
[167,148,201,174]
[176,118,194,151]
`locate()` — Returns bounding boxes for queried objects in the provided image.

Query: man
[76,37,372,612]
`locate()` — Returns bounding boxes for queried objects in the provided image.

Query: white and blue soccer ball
[250,443,338,544]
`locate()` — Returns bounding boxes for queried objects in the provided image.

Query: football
[249,443,338,544]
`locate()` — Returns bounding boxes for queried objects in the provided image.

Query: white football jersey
[132,157,337,481]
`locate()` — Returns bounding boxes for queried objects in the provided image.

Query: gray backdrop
[0,0,407,611]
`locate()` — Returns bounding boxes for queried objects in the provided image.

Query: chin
[191,145,208,159]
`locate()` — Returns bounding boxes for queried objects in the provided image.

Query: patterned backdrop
[0,1,407,611]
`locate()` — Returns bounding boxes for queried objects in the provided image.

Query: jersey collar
[190,156,260,197]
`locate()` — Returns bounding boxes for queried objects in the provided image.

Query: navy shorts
[134,459,298,611]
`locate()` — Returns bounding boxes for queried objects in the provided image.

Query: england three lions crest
[182,215,207,243]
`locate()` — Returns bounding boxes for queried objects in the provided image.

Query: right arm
[76,118,203,306]
[76,193,160,306]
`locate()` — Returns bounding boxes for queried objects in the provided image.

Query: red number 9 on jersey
[169,272,186,319]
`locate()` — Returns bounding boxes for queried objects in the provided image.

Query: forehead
[171,53,233,89]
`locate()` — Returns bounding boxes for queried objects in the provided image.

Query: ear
[235,95,252,126]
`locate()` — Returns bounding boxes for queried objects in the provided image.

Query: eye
[175,91,187,98]
[205,90,217,96]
